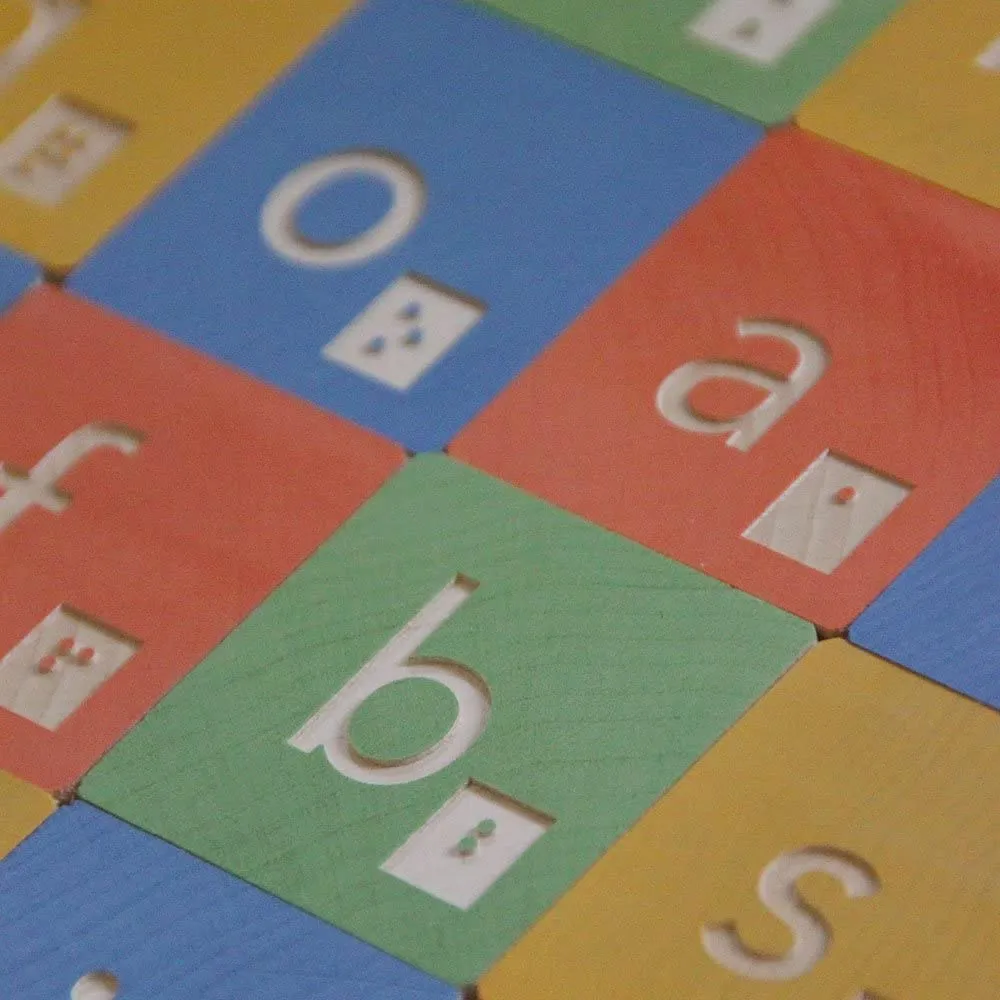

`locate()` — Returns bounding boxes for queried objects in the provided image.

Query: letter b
[288,576,491,786]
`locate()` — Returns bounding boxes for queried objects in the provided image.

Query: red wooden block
[451,126,1000,630]
[0,286,403,792]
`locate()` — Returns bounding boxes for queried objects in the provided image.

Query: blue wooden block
[69,0,761,452]
[0,246,37,312]
[851,475,1000,710]
[0,803,456,1000]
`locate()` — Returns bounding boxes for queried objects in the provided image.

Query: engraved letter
[656,320,828,451]
[0,423,141,534]
[288,576,490,785]
[0,1,83,91]
[701,847,880,981]
[260,150,425,268]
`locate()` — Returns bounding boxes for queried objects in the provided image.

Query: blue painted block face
[0,803,456,1000]
[69,0,761,452]
[0,246,36,312]
[851,476,1000,711]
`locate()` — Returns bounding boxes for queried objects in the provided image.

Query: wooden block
[0,801,457,999]
[450,126,1000,631]
[68,0,761,452]
[480,640,1000,1000]
[0,286,403,792]
[799,0,1000,211]
[80,454,813,984]
[0,769,53,859]
[0,0,353,272]
[851,475,1000,710]
[471,0,906,124]
[0,244,35,312]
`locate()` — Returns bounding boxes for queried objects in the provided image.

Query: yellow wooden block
[0,768,53,859]
[480,640,1000,1000]
[0,0,353,273]
[799,0,1000,210]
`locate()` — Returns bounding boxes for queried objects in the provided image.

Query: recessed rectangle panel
[0,286,403,792]
[381,780,553,910]
[452,127,1000,629]
[82,454,812,982]
[743,452,910,573]
[481,642,1000,1000]
[0,0,354,270]
[69,0,761,451]
[472,0,905,123]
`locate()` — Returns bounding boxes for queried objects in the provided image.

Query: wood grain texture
[67,0,761,453]
[0,0,354,272]
[799,0,1000,211]
[0,769,53,859]
[851,474,1000,710]
[450,125,1000,630]
[81,453,813,984]
[470,0,905,124]
[480,640,1000,1000]
[0,801,456,999]
[0,287,403,791]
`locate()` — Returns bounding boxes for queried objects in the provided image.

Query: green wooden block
[473,0,906,124]
[81,454,813,984]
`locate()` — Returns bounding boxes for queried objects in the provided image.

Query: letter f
[0,423,142,534]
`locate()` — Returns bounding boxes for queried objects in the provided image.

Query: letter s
[701,847,880,981]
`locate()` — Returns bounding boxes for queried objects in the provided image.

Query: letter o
[260,150,425,268]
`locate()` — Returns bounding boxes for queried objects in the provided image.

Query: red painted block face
[451,127,1000,630]
[0,287,404,792]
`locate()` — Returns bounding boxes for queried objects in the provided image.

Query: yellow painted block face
[0,769,53,859]
[0,0,353,272]
[480,640,1000,1000]
[799,0,1000,210]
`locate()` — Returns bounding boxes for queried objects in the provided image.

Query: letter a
[655,320,827,452]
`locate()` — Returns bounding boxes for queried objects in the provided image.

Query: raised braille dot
[476,819,497,838]
[457,835,477,857]
[364,336,387,355]
[833,486,858,505]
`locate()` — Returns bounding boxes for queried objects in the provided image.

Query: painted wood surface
[471,0,905,123]
[800,0,1000,211]
[0,768,53,859]
[0,287,403,792]
[0,0,354,272]
[68,0,760,452]
[851,474,1000,710]
[480,640,1000,1000]
[0,802,456,999]
[81,453,813,984]
[450,125,1000,630]
[0,243,35,312]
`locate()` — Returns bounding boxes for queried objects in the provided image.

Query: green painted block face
[475,0,906,124]
[81,455,813,984]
